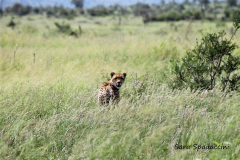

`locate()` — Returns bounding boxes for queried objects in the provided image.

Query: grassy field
[1,14,240,159]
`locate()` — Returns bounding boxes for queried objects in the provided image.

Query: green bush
[0,8,3,16]
[33,7,40,14]
[10,3,31,16]
[7,17,16,29]
[231,10,240,20]
[151,10,201,22]
[182,10,201,20]
[47,10,54,18]
[166,11,183,21]
[205,15,215,21]
[169,14,240,92]
[87,5,110,16]
[59,7,69,17]
[54,21,78,37]
[224,10,231,18]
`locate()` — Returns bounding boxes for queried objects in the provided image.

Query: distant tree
[131,3,154,24]
[199,0,209,17]
[59,7,69,17]
[33,7,40,14]
[4,6,11,13]
[88,5,109,16]
[24,5,32,15]
[132,2,150,9]
[160,0,165,6]
[170,0,177,5]
[0,0,4,17]
[227,0,237,6]
[224,10,231,18]
[10,3,31,16]
[192,0,198,3]
[213,0,218,9]
[184,0,190,4]
[199,0,209,8]
[131,3,150,16]
[11,3,24,15]
[71,0,84,8]
[112,4,123,26]
[46,10,54,18]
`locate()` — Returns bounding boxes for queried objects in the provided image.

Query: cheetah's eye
[114,78,117,80]
[121,78,124,80]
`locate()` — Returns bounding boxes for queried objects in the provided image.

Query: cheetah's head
[110,72,127,89]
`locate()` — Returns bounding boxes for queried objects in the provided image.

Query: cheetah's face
[110,72,127,89]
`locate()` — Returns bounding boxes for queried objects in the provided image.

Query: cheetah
[98,72,127,105]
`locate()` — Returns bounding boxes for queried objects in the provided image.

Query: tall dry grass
[0,15,240,159]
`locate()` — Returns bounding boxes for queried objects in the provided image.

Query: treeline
[2,3,80,19]
[1,3,129,19]
[1,0,240,22]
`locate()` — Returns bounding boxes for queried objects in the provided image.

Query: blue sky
[2,0,232,8]
[2,0,172,8]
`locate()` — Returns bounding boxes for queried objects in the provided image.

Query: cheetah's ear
[122,73,127,78]
[110,72,115,78]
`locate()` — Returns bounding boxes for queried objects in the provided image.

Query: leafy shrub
[54,21,78,37]
[169,14,240,92]
[10,3,31,16]
[205,15,215,21]
[33,7,40,14]
[166,11,183,21]
[183,10,201,20]
[69,9,77,18]
[47,10,54,18]
[58,8,77,19]
[224,10,231,18]
[0,8,3,16]
[151,10,201,22]
[231,10,240,19]
[55,21,71,33]
[7,17,16,29]
[227,0,237,6]
[59,7,69,17]
[87,5,110,16]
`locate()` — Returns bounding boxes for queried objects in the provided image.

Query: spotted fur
[98,72,127,105]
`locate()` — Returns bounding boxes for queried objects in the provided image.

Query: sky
[2,0,171,9]
[2,0,232,8]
